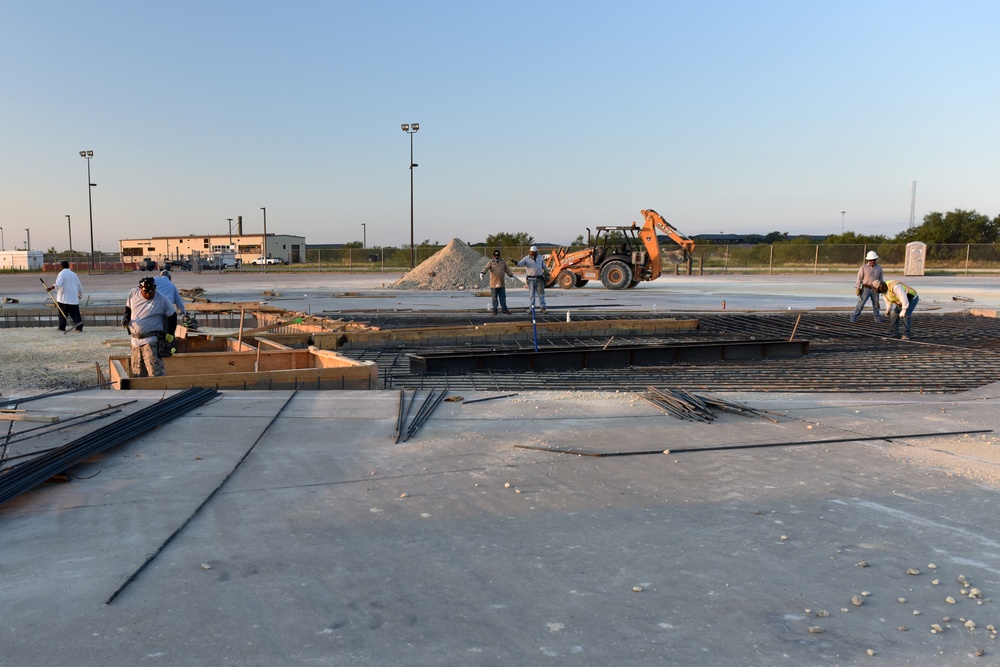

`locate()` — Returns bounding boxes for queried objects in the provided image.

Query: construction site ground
[3,271,1000,665]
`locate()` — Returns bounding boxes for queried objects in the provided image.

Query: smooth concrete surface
[3,385,1000,665]
[3,271,997,315]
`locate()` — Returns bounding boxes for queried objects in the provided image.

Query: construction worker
[122,276,177,377]
[45,260,84,332]
[480,249,514,315]
[154,269,191,333]
[874,279,918,340]
[514,245,548,314]
[851,251,884,323]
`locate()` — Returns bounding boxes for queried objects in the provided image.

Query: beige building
[119,233,305,266]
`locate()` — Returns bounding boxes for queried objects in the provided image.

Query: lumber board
[0,410,60,423]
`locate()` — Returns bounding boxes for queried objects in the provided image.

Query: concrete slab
[3,271,998,317]
[3,385,1000,664]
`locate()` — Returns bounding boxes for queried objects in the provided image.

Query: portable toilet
[904,241,926,276]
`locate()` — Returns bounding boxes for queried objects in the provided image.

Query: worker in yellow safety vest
[874,279,918,340]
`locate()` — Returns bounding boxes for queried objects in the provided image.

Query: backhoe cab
[544,209,695,290]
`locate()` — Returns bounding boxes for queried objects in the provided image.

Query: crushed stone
[390,238,525,291]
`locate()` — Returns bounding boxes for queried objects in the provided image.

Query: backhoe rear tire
[557,270,577,289]
[600,261,632,290]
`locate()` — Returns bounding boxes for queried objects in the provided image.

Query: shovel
[40,278,76,334]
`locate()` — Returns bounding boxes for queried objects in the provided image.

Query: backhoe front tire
[600,261,632,290]
[557,270,577,289]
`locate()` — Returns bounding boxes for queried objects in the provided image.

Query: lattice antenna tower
[909,180,917,229]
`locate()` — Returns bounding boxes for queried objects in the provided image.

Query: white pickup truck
[251,256,282,265]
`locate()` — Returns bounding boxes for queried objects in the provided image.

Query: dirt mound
[390,238,525,290]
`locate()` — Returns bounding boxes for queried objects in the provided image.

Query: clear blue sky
[2,0,997,252]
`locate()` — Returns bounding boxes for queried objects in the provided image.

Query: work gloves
[856,288,862,297]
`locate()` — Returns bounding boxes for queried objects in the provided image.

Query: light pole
[25,228,30,251]
[227,218,234,249]
[401,122,419,268]
[66,215,72,252]
[361,222,366,249]
[0,226,4,251]
[841,211,846,234]
[260,207,267,270]
[80,150,95,270]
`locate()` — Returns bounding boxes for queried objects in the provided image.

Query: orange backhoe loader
[544,209,695,290]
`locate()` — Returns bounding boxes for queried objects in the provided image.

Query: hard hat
[530,245,538,252]
[865,251,879,261]
[160,269,171,277]
[139,276,157,291]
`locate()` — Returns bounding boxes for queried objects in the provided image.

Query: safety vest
[885,280,917,305]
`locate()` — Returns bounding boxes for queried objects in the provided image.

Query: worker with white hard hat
[513,245,548,314]
[851,250,884,323]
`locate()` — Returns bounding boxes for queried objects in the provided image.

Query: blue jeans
[490,287,508,313]
[887,295,918,337]
[527,277,546,308]
[852,287,881,322]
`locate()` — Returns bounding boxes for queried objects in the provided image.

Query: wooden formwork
[108,345,377,391]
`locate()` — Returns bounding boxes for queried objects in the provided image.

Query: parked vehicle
[251,256,282,265]
[138,258,157,271]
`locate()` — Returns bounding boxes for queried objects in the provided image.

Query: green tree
[485,232,534,248]
[896,209,998,244]
[343,241,363,249]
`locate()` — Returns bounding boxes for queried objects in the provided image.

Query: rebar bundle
[0,387,219,507]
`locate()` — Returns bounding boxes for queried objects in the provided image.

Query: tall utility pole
[401,123,419,268]
[841,211,846,234]
[79,150,95,270]
[227,218,234,249]
[361,222,366,249]
[909,181,917,229]
[66,215,72,252]
[260,207,267,271]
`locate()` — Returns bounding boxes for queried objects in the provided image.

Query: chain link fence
[7,243,1000,275]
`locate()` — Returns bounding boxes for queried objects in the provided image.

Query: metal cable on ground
[106,386,300,605]
[514,429,993,458]
[0,388,219,507]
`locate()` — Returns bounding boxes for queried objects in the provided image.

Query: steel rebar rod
[515,429,993,458]
[106,387,297,605]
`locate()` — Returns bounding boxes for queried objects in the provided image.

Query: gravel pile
[390,238,525,291]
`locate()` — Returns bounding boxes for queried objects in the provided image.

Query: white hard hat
[865,251,879,261]
[529,245,538,252]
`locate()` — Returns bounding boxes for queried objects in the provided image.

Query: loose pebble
[841,608,850,613]
[976,648,985,657]
[856,560,869,568]
[946,596,957,604]
[898,597,907,603]
[861,591,871,597]
[931,623,942,633]
[852,595,864,606]
[866,649,875,656]
[898,626,908,632]
[504,482,511,488]
[816,610,829,618]
[780,535,788,541]
[913,610,922,616]
[966,620,977,629]
[399,493,408,498]
[932,579,940,585]
[200,563,212,570]
[632,586,643,593]
[928,563,938,569]
[907,567,921,575]
[987,624,996,632]
[970,587,982,599]
[808,626,825,634]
